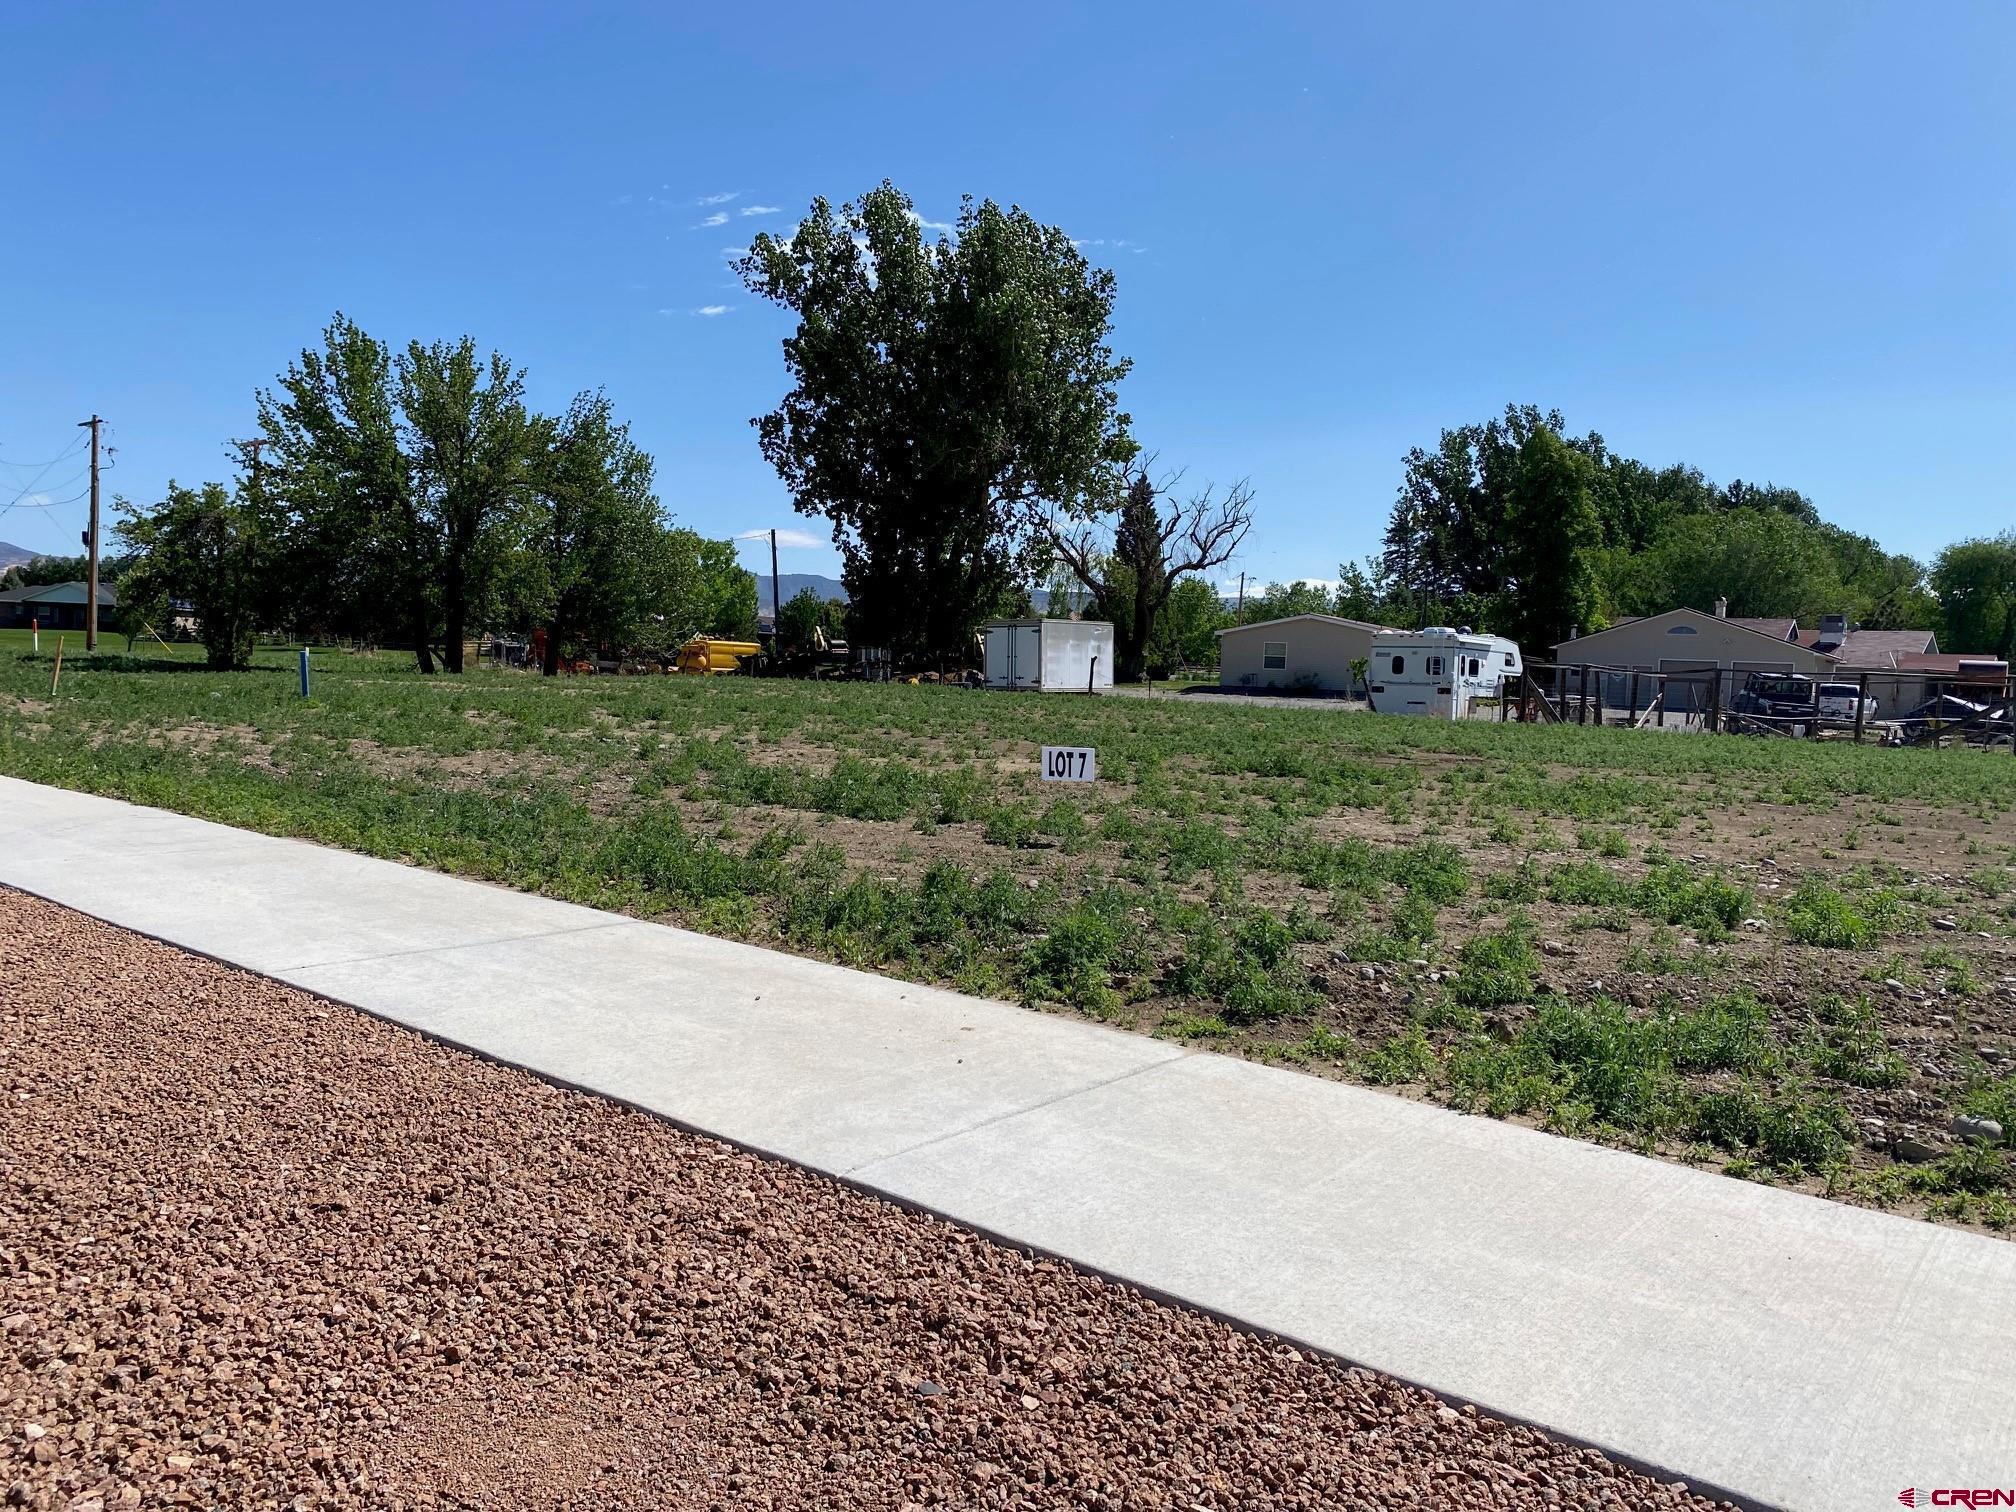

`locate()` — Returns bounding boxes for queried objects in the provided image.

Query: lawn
[5,635,2015,1229]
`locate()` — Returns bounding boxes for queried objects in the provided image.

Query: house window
[1262,641,1287,671]
[1390,654,1405,675]
[1426,655,1445,676]
[1667,624,1699,635]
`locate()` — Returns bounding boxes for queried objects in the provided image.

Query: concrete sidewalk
[3,775,2010,1511]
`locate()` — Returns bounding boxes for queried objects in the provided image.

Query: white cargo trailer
[982,619,1115,693]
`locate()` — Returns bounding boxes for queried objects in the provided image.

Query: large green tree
[1494,426,1603,652]
[1379,402,1867,633]
[1156,575,1231,671]
[517,391,664,674]
[1932,533,2016,660]
[738,183,1135,662]
[258,314,535,672]
[663,531,759,641]
[115,479,278,669]
[1602,509,1931,627]
[775,586,826,651]
[1380,404,1583,627]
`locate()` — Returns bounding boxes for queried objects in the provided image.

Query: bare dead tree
[1044,456,1254,682]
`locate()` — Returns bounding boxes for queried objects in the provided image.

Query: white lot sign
[1040,746,1097,782]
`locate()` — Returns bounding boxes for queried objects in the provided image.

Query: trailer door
[1011,623,1041,687]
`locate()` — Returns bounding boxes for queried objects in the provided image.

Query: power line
[0,487,90,514]
[0,437,90,509]
[0,436,88,471]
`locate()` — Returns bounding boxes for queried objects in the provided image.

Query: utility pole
[77,415,102,651]
[1236,571,1245,616]
[769,527,781,637]
[234,438,268,494]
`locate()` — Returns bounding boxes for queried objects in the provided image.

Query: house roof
[1216,613,1396,637]
[1554,606,1960,673]
[1724,616,1799,641]
[0,580,116,607]
[1818,628,1940,668]
[1892,652,2008,675]
[1552,607,1823,658]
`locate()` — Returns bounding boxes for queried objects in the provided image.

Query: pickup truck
[1816,681,1878,724]
[1728,674,1877,726]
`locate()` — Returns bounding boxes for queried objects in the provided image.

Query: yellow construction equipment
[674,636,762,676]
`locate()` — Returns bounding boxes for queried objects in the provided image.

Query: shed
[1216,614,1395,694]
[981,619,1114,692]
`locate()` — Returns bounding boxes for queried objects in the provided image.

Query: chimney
[1713,597,1727,619]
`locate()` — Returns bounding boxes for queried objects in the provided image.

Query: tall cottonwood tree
[739,183,1135,661]
[259,314,533,672]
[520,391,663,674]
[1496,426,1602,652]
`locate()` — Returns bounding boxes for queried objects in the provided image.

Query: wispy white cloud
[905,209,954,233]
[696,190,741,206]
[696,211,729,228]
[1071,236,1149,254]
[739,204,781,217]
[691,304,733,317]
[735,527,824,549]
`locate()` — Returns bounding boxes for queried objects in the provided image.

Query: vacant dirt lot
[0,888,1731,1512]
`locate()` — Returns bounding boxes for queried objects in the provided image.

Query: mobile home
[981,619,1115,692]
[1366,628,1521,718]
[1215,614,1396,693]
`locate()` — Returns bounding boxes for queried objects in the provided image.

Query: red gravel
[0,887,1734,1511]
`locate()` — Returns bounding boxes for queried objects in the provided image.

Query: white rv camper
[1366,628,1521,718]
[981,619,1115,693]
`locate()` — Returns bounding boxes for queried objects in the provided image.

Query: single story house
[1552,605,2000,715]
[1217,614,1397,694]
[0,580,116,631]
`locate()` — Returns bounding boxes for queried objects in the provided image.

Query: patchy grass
[5,639,2016,1231]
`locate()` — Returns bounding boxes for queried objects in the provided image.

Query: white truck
[1365,628,1522,718]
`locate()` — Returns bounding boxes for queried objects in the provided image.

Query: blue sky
[4,1,2011,590]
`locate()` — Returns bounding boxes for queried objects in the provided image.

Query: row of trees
[113,317,757,671]
[1368,403,2015,659]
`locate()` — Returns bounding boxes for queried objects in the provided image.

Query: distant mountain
[755,573,847,608]
[754,575,1081,615]
[0,540,39,571]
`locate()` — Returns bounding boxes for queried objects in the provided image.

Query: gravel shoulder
[0,886,1736,1512]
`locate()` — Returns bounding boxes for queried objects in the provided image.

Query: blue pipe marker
[299,647,311,699]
